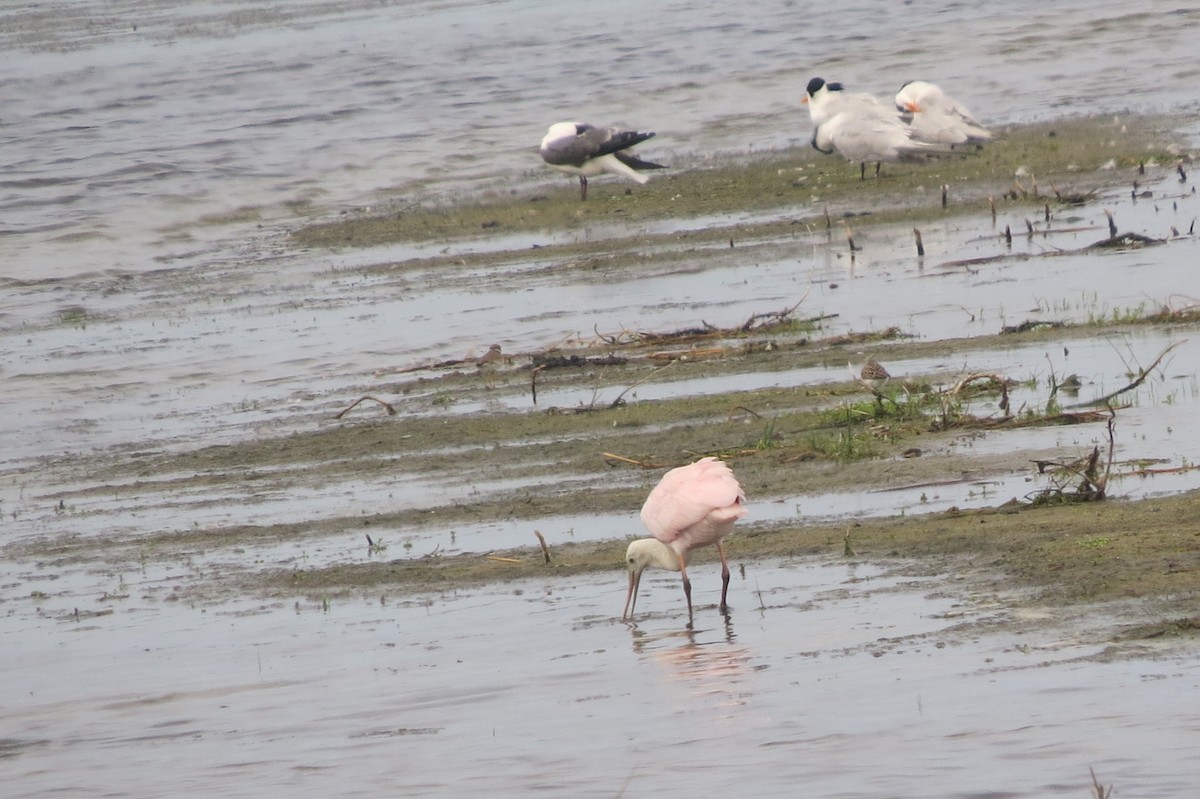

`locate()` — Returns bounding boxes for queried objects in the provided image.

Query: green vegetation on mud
[291,115,1185,250]
[14,114,1200,643]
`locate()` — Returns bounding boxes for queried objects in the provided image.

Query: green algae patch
[290,115,1186,250]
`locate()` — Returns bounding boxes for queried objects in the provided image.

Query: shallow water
[4,1,1200,796]
[3,558,1197,798]
[3,0,1200,281]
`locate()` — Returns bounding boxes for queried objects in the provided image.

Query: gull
[622,457,747,621]
[802,77,963,179]
[895,80,992,146]
[539,122,667,200]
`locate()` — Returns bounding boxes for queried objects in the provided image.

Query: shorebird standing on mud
[539,122,667,200]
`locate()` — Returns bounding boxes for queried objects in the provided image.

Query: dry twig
[533,530,551,564]
[1070,340,1183,408]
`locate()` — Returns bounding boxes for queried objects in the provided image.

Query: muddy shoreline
[9,114,1200,645]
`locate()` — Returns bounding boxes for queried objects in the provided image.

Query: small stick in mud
[987,195,996,223]
[1138,161,1145,175]
[1004,224,1012,246]
[365,533,386,555]
[913,228,925,257]
[1044,202,1051,223]
[533,530,551,564]
[823,205,832,235]
[729,405,763,420]
[607,359,678,409]
[335,395,396,419]
[941,184,948,208]
[530,364,546,405]
[1104,208,1117,238]
[601,452,665,468]
[1089,767,1113,799]
[1178,162,1188,183]
[844,222,860,253]
[1024,218,1034,238]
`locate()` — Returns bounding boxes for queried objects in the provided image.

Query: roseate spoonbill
[622,457,747,620]
[802,77,964,180]
[895,80,992,146]
[539,122,666,200]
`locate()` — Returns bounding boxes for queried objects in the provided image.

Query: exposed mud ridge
[8,114,1199,647]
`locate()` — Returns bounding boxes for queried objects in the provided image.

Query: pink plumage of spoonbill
[622,457,748,621]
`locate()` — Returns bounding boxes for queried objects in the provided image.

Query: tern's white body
[803,77,964,179]
[895,80,992,145]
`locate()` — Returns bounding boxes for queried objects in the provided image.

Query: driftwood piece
[1001,319,1066,335]
[606,360,679,409]
[1069,340,1184,408]
[335,395,397,418]
[739,300,805,332]
[531,353,628,369]
[533,530,551,564]
[940,371,1012,417]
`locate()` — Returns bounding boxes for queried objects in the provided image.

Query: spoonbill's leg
[717,542,731,613]
[676,552,693,619]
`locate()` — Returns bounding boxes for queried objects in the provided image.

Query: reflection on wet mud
[630,619,755,709]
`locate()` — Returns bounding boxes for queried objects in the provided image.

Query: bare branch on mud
[942,372,1011,404]
[1028,408,1118,503]
[815,326,904,347]
[1069,340,1184,408]
[606,299,812,347]
[729,405,763,420]
[601,452,665,468]
[533,530,551,564]
[606,359,679,409]
[530,364,546,405]
[335,395,397,419]
[739,299,805,332]
[1050,180,1097,205]
[1001,319,1066,335]
[531,353,628,369]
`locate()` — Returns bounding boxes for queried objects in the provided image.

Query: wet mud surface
[5,50,1200,794]
[7,116,1199,629]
